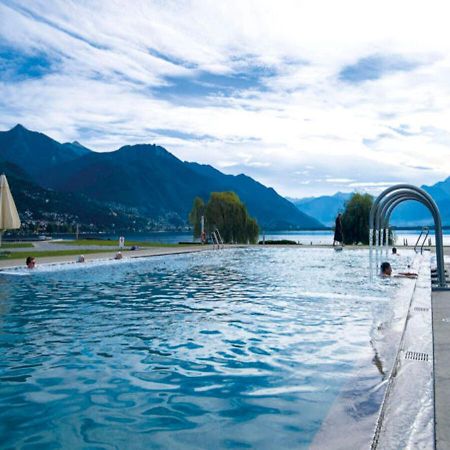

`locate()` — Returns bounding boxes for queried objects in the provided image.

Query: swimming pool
[0,248,414,449]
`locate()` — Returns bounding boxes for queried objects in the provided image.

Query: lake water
[0,247,413,449]
[69,230,450,246]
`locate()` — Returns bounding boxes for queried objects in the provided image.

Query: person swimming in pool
[380,262,417,278]
[26,256,36,269]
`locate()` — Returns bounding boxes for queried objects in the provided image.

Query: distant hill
[389,178,450,226]
[291,181,450,227]
[289,192,351,227]
[0,125,323,230]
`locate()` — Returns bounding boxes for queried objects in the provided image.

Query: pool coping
[0,245,222,271]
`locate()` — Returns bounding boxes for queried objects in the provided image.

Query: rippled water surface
[0,248,410,449]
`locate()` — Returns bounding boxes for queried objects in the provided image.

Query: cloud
[326,178,354,183]
[407,165,434,171]
[1,0,450,197]
[348,181,401,188]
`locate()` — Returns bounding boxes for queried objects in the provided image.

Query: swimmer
[26,256,36,269]
[380,262,417,279]
[114,251,123,260]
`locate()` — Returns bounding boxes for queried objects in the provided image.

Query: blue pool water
[0,248,410,449]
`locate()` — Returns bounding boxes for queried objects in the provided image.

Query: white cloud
[1,0,450,196]
[326,178,354,183]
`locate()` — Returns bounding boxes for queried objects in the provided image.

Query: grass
[50,239,181,248]
[0,242,34,248]
[0,248,117,261]
[0,241,197,261]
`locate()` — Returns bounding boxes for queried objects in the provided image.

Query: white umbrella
[0,174,21,246]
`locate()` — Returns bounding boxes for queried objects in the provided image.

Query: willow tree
[341,193,373,245]
[206,192,259,244]
[189,191,259,243]
[188,196,205,238]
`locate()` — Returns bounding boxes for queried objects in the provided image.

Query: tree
[189,191,259,244]
[341,193,373,245]
[188,197,205,238]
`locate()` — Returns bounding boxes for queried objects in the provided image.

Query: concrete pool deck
[432,266,450,450]
[0,244,218,269]
[433,249,450,449]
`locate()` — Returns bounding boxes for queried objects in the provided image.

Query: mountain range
[0,125,323,231]
[290,181,450,227]
[289,192,352,227]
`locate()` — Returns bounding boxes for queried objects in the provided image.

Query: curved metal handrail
[377,190,429,252]
[369,184,446,288]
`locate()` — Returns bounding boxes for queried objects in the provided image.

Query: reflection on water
[0,248,410,449]
[370,340,386,378]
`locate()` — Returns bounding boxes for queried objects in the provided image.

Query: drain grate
[414,306,430,312]
[405,351,429,362]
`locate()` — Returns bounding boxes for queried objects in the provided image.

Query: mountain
[0,157,150,232]
[0,124,91,179]
[291,179,450,227]
[187,163,322,229]
[42,144,212,219]
[0,125,323,230]
[289,192,351,227]
[389,178,450,226]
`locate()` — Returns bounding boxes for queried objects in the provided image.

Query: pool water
[0,248,411,449]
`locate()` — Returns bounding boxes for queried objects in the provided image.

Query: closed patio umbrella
[0,174,21,246]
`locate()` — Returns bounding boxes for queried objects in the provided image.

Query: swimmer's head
[380,262,392,276]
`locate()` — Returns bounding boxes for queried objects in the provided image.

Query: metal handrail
[213,231,219,249]
[420,228,429,254]
[215,228,224,248]
[369,184,446,288]
[414,227,429,254]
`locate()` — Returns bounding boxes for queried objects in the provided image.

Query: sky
[1,0,450,198]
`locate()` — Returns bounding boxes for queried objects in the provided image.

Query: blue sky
[1,0,450,197]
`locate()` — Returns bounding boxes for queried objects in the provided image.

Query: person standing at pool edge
[333,213,344,246]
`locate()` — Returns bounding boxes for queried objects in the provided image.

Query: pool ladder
[414,226,429,254]
[211,228,224,249]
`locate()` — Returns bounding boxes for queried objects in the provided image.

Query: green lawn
[0,248,117,261]
[0,242,34,248]
[50,239,183,248]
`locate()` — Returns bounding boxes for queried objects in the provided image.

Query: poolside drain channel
[414,307,429,312]
[404,351,429,362]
